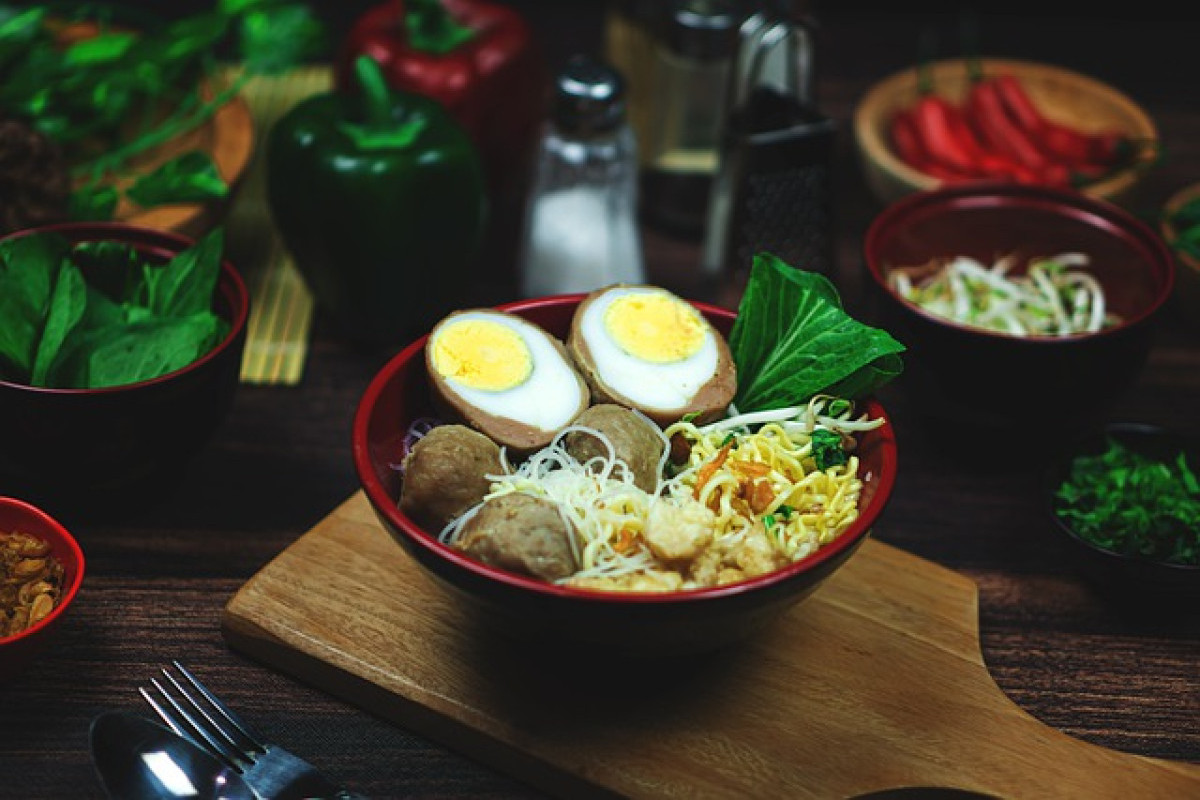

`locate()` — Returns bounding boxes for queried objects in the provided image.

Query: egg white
[578,287,719,412]
[430,311,585,434]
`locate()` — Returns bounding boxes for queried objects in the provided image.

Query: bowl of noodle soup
[353,294,898,657]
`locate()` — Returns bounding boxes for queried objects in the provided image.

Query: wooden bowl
[853,58,1158,207]
[1161,181,1200,331]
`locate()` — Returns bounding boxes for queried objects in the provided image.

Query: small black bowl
[1043,422,1200,604]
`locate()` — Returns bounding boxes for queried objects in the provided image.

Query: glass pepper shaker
[517,54,646,298]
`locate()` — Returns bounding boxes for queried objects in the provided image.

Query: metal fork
[139,661,368,800]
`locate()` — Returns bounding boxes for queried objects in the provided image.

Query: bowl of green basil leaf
[0,221,249,516]
[1044,422,1200,605]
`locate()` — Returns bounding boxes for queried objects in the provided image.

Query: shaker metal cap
[664,0,741,61]
[552,54,627,136]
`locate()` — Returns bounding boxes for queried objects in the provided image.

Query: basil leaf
[729,253,906,412]
[30,262,88,385]
[126,151,228,208]
[84,312,227,388]
[0,233,67,378]
[218,0,274,15]
[146,227,225,318]
[64,32,136,67]
[69,184,120,222]
[70,241,144,302]
[163,12,229,62]
[0,6,45,45]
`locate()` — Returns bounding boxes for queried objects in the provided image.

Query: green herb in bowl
[1053,436,1200,566]
[0,227,229,389]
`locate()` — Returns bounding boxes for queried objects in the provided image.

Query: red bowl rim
[0,496,86,646]
[0,221,249,395]
[862,181,1177,343]
[353,293,899,606]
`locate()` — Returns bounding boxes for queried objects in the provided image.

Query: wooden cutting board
[221,492,1200,799]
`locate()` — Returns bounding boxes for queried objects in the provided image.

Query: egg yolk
[603,293,706,363]
[431,319,533,391]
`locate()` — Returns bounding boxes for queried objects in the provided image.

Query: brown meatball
[399,424,504,531]
[563,403,666,493]
[456,493,577,582]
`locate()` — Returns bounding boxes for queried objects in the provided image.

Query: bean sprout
[887,252,1119,336]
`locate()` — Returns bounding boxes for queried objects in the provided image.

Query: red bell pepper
[336,0,547,285]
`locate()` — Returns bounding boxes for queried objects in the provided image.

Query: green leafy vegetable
[68,184,120,222]
[126,152,228,207]
[0,1,326,219]
[0,228,230,389]
[1053,437,1200,565]
[810,428,848,471]
[1167,196,1200,261]
[729,252,906,412]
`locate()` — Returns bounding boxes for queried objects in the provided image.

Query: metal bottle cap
[663,0,741,61]
[551,55,627,137]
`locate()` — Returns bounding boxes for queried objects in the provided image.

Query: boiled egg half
[567,285,736,426]
[426,309,589,453]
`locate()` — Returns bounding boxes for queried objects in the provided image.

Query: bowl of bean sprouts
[863,181,1175,445]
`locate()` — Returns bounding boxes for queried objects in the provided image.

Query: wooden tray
[222,492,1200,798]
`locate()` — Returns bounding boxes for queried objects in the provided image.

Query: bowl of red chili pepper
[1043,422,1200,606]
[862,181,1175,449]
[853,58,1159,207]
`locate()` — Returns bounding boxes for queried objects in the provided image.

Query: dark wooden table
[4,4,1198,798]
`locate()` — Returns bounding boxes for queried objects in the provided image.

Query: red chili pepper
[991,72,1127,169]
[910,94,985,175]
[903,94,1036,184]
[890,107,971,181]
[965,77,1060,180]
[890,108,930,168]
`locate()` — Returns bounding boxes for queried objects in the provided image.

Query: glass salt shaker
[517,54,646,298]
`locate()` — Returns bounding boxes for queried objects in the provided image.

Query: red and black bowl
[0,222,249,517]
[352,294,898,658]
[863,182,1175,450]
[0,496,86,682]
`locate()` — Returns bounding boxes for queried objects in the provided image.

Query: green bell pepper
[266,55,487,346]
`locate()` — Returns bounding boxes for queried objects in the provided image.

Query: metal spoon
[90,711,257,800]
